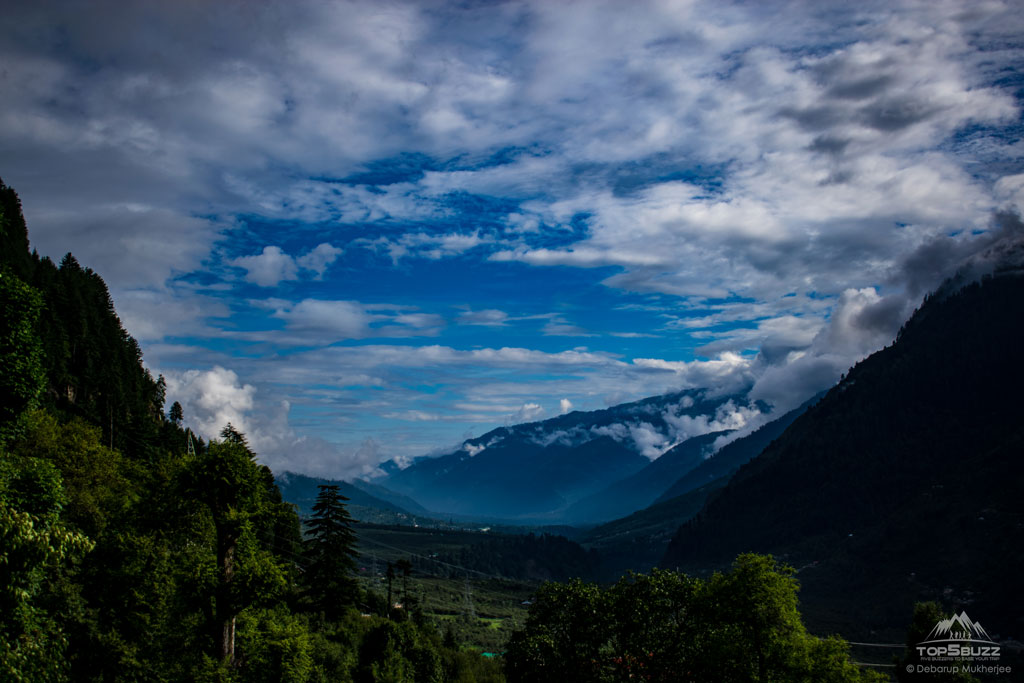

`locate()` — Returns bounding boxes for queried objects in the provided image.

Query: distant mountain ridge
[380,388,770,520]
[275,471,426,523]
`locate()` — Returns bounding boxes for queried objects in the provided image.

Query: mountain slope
[563,430,729,523]
[582,476,730,581]
[349,478,431,515]
[662,270,1024,638]
[653,394,822,504]
[577,397,821,577]
[276,471,422,522]
[381,389,762,520]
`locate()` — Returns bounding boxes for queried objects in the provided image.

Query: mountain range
[377,389,772,521]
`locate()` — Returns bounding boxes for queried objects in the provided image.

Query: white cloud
[116,288,230,342]
[22,203,225,291]
[233,298,446,344]
[232,246,299,287]
[164,366,256,442]
[661,398,763,447]
[232,243,343,287]
[509,402,545,424]
[632,352,757,396]
[749,287,910,410]
[296,242,342,277]
[272,299,373,337]
[559,398,574,414]
[359,230,494,264]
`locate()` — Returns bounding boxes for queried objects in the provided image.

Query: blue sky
[1,0,1022,477]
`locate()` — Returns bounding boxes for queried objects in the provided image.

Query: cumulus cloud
[162,368,399,479]
[233,246,299,287]
[578,396,764,461]
[164,366,255,441]
[232,243,342,286]
[509,402,545,424]
[632,352,757,396]
[297,242,343,277]
[559,398,574,414]
[249,401,390,479]
[622,423,672,460]
[273,299,373,337]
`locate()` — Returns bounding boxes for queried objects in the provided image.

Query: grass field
[353,523,539,653]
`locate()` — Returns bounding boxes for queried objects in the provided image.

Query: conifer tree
[168,401,183,425]
[303,484,359,619]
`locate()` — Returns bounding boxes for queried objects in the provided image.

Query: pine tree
[303,484,359,618]
[168,401,183,425]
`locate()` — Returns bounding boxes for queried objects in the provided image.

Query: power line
[847,641,905,648]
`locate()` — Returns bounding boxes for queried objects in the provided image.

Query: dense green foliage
[0,456,93,681]
[0,268,46,445]
[505,554,884,682]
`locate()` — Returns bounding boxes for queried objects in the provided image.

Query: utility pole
[386,561,395,619]
[462,577,476,621]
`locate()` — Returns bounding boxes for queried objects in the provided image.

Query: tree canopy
[505,554,885,683]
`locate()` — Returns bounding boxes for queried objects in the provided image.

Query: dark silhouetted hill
[662,270,1024,640]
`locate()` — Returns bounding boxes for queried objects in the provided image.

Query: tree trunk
[221,615,236,663]
[216,527,237,665]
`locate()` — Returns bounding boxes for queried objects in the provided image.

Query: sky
[1,0,1022,479]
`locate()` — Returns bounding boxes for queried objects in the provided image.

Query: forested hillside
[663,265,1024,642]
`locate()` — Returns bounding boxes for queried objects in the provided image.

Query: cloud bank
[1,0,1021,476]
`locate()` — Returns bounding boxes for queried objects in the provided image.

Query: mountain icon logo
[921,611,996,645]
